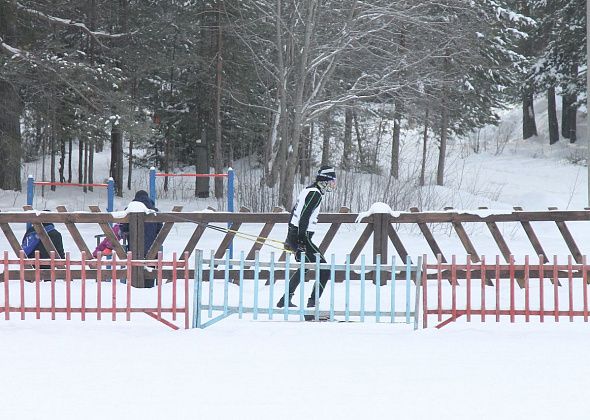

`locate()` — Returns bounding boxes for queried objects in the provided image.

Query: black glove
[297,242,306,254]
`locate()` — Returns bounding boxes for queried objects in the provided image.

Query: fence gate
[192,250,422,328]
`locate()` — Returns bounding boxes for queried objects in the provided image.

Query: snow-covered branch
[16,2,134,49]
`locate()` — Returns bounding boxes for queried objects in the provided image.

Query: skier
[277,165,336,310]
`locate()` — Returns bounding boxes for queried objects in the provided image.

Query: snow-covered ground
[1,102,589,419]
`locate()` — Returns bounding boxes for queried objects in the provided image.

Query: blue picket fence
[192,250,423,329]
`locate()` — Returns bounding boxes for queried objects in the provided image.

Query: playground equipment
[27,176,115,212]
[148,167,234,212]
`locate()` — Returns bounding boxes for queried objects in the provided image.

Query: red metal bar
[539,255,545,323]
[81,252,87,321]
[466,254,471,322]
[96,254,102,320]
[568,255,573,322]
[524,255,530,322]
[509,255,515,323]
[112,253,117,321]
[126,252,132,321]
[437,254,442,322]
[495,255,500,322]
[19,251,25,320]
[33,181,108,188]
[583,255,588,322]
[50,252,56,320]
[144,311,180,330]
[184,251,189,329]
[4,251,9,320]
[66,253,71,320]
[451,254,458,318]
[157,252,163,320]
[481,255,486,322]
[155,173,228,178]
[172,253,177,321]
[35,252,40,319]
[553,255,559,322]
[423,255,428,329]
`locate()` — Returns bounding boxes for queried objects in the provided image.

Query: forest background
[0,0,586,212]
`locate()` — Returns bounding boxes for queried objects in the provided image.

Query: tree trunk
[566,61,578,143]
[561,95,572,139]
[78,139,84,183]
[436,101,448,187]
[420,108,429,187]
[83,139,89,193]
[321,111,331,166]
[110,123,124,196]
[213,0,224,199]
[341,108,353,170]
[67,138,73,182]
[127,136,133,190]
[59,136,66,183]
[547,87,559,145]
[390,99,403,178]
[522,90,537,139]
[50,117,56,192]
[88,139,94,191]
[0,81,23,191]
[278,0,317,210]
[353,111,365,169]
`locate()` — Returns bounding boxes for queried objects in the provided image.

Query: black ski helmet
[316,165,336,182]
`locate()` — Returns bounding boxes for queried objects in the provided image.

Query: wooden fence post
[129,212,146,288]
[372,213,388,285]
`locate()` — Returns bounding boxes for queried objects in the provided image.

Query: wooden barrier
[2,206,590,286]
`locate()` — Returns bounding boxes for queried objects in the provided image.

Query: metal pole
[26,175,34,207]
[107,177,115,212]
[149,167,157,206]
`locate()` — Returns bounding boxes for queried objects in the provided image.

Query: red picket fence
[0,251,191,330]
[422,254,590,329]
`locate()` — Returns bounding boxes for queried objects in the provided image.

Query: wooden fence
[1,206,590,286]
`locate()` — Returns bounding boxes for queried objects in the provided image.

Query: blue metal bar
[360,254,366,322]
[299,253,305,321]
[253,251,260,320]
[200,309,237,328]
[390,256,397,324]
[405,255,411,324]
[238,251,245,319]
[192,250,203,328]
[27,175,34,207]
[224,251,230,316]
[208,251,214,318]
[268,252,275,320]
[345,254,350,322]
[376,254,381,322]
[284,254,290,320]
[314,254,320,321]
[107,178,115,213]
[330,254,335,321]
[149,167,156,205]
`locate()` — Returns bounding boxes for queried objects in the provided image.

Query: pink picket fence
[422,254,590,329]
[0,251,191,330]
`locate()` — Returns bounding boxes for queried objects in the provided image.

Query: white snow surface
[1,102,590,419]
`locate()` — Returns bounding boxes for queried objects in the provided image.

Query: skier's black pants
[285,227,329,302]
